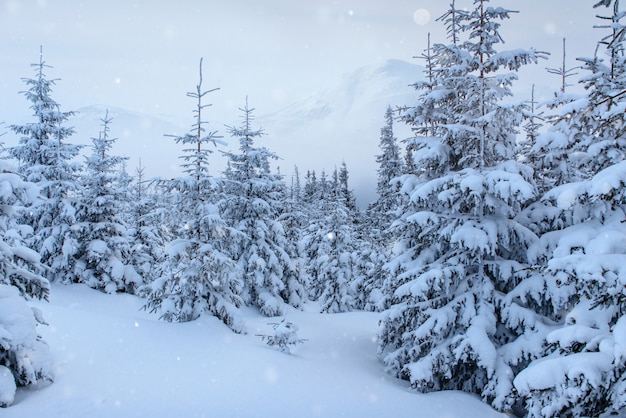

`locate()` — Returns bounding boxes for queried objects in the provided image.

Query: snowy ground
[5,284,507,417]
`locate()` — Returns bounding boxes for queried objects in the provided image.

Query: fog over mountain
[260,59,419,206]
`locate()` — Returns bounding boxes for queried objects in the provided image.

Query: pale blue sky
[0,0,604,202]
[1,0,598,119]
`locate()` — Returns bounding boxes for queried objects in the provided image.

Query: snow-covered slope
[5,284,506,417]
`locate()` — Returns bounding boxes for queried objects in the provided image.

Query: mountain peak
[265,59,422,124]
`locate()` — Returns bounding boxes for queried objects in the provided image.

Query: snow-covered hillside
[5,284,506,418]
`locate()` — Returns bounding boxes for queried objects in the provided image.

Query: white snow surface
[5,284,506,417]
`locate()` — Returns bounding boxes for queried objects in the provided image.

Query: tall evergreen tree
[378,1,545,411]
[127,161,166,287]
[9,49,82,283]
[366,106,404,241]
[337,161,358,218]
[305,200,358,313]
[0,150,48,299]
[302,170,318,204]
[512,2,626,416]
[222,98,299,316]
[73,111,140,293]
[278,166,308,308]
[361,107,405,311]
[144,59,243,331]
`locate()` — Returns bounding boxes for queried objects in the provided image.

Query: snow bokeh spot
[5,0,19,14]
[413,9,430,26]
[264,366,278,384]
[544,21,557,35]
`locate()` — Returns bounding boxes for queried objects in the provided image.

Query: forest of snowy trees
[3,0,626,416]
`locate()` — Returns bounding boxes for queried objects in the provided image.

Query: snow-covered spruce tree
[350,240,388,312]
[258,319,306,354]
[513,162,626,417]
[9,49,83,283]
[0,152,52,406]
[366,106,404,243]
[222,98,299,317]
[144,59,243,332]
[575,0,626,178]
[359,106,405,312]
[115,159,134,226]
[518,84,544,179]
[300,173,326,302]
[277,167,308,308]
[378,1,546,411]
[73,111,140,293]
[529,1,626,196]
[127,161,166,287]
[0,284,52,407]
[302,170,318,204]
[337,161,358,221]
[524,92,585,195]
[512,2,626,416]
[0,151,49,300]
[310,169,361,313]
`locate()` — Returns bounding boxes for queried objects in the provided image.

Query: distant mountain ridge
[262,58,419,124]
[259,58,421,206]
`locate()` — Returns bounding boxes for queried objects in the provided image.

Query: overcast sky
[1,1,600,116]
[0,0,607,198]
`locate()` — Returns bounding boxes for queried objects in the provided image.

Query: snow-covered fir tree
[512,2,626,416]
[378,1,546,411]
[518,84,544,181]
[115,159,134,226]
[9,49,83,283]
[127,161,166,287]
[221,98,299,317]
[0,152,52,406]
[0,284,52,407]
[519,36,588,225]
[258,319,306,354]
[73,111,140,293]
[574,0,626,178]
[513,162,626,417]
[144,59,243,331]
[360,106,405,312]
[337,161,358,220]
[0,153,48,300]
[315,205,359,314]
[302,170,318,204]
[300,167,363,313]
[366,106,404,243]
[277,166,308,308]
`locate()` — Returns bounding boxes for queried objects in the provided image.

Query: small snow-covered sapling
[257,319,307,354]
